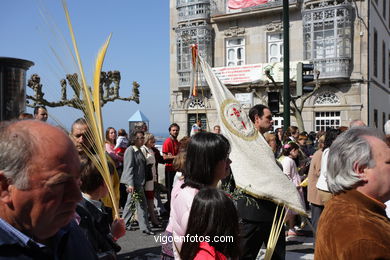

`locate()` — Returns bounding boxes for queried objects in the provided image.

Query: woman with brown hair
[282,126,299,144]
[172,136,191,186]
[105,127,122,167]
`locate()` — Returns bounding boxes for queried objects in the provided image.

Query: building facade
[169,0,390,136]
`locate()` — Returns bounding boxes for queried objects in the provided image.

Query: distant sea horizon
[154,132,169,146]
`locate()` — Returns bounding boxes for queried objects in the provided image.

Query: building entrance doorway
[187,113,207,136]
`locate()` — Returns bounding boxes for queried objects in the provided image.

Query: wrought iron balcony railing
[313,57,352,79]
[177,0,211,22]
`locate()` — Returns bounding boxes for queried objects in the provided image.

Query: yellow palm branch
[61,0,119,218]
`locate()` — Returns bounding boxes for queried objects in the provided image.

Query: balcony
[313,57,351,79]
[178,71,208,87]
[177,0,211,23]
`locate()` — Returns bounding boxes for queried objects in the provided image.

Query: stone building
[169,0,390,136]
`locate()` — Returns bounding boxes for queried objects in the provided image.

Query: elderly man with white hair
[315,127,390,259]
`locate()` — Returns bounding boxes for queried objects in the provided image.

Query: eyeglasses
[136,137,145,140]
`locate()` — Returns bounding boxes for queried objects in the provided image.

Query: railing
[177,0,211,22]
[178,72,208,87]
[313,57,352,79]
[178,72,191,87]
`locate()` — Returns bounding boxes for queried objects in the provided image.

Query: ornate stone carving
[314,91,340,105]
[266,21,283,32]
[188,98,206,109]
[224,26,245,37]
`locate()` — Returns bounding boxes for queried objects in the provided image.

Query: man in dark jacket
[237,104,285,260]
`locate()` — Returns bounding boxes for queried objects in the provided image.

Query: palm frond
[61,0,119,218]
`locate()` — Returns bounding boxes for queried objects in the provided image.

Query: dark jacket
[0,220,97,260]
[76,198,121,259]
[225,173,279,222]
[237,195,279,222]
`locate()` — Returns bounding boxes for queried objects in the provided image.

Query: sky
[0,0,170,136]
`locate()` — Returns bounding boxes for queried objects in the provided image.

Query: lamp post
[0,57,34,121]
[282,0,290,130]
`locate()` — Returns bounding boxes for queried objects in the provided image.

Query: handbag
[145,164,153,181]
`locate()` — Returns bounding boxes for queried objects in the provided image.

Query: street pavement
[116,215,314,260]
[116,229,314,260]
[116,164,315,259]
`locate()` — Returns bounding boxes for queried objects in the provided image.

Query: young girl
[161,132,232,259]
[281,142,305,237]
[180,188,240,260]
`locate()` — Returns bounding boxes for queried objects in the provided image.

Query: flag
[198,56,305,214]
[190,44,198,97]
[228,0,268,9]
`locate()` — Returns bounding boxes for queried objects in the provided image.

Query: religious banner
[199,55,306,214]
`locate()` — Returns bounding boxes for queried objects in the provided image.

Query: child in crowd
[180,187,240,260]
[162,132,232,259]
[114,128,129,157]
[76,158,126,260]
[281,142,305,237]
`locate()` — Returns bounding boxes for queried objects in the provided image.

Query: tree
[265,69,320,132]
[290,70,320,132]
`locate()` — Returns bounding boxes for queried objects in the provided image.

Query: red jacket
[194,242,227,260]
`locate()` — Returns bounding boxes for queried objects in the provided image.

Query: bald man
[0,120,97,259]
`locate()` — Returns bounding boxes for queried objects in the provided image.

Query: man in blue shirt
[0,120,97,260]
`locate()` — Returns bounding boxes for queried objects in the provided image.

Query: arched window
[314,92,340,105]
[188,98,205,109]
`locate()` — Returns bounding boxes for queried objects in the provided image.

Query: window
[272,116,284,131]
[176,22,212,86]
[302,2,353,78]
[383,112,386,132]
[188,98,205,109]
[226,38,245,66]
[374,109,378,128]
[374,30,378,77]
[268,33,283,62]
[315,111,340,131]
[314,92,340,105]
[383,41,386,83]
[177,0,210,22]
[187,113,206,136]
[303,6,352,60]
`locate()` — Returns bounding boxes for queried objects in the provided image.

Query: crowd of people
[0,105,389,259]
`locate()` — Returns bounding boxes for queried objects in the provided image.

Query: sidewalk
[117,217,314,260]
